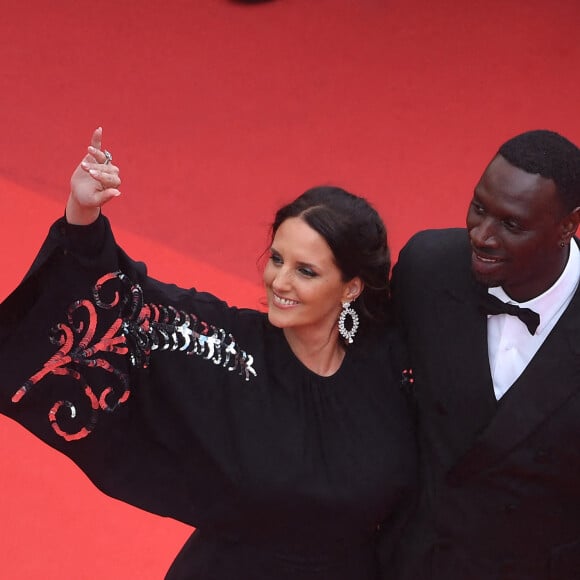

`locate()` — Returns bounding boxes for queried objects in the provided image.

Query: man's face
[466,154,572,302]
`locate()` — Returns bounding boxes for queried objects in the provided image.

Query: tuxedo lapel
[436,284,497,408]
[449,288,580,481]
[428,270,498,451]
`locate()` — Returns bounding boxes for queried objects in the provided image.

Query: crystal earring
[338,301,359,344]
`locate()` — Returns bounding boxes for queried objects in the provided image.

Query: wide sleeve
[0,214,263,527]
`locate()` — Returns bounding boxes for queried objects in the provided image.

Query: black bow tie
[479,293,540,335]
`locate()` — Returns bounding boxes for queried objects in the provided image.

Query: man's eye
[503,220,521,232]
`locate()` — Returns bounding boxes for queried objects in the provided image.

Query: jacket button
[534,448,551,463]
[503,503,517,514]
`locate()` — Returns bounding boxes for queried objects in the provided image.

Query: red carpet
[1,0,579,577]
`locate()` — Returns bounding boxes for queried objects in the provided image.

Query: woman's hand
[67,127,121,225]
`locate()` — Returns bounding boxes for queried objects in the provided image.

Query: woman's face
[263,217,361,337]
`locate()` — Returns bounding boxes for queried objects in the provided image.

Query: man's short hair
[498,130,580,211]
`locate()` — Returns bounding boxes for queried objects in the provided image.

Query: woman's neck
[283,327,345,377]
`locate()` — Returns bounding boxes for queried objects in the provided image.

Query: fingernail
[89,169,100,176]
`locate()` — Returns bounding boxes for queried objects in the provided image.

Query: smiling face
[466,154,578,302]
[263,217,362,339]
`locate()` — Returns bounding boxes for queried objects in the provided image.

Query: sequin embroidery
[11,271,257,441]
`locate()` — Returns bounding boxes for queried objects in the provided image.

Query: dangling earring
[338,301,359,344]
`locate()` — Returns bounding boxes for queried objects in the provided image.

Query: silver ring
[103,150,113,165]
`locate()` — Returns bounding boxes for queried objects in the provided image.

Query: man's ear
[561,206,580,244]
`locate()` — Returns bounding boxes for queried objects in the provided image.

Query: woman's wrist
[65,193,101,225]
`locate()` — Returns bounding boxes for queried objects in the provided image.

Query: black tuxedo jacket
[384,228,580,580]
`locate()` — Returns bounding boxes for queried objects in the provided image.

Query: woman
[0,128,415,579]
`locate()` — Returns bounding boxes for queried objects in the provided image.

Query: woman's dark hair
[270,186,391,332]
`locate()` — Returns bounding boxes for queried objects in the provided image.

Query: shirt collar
[489,239,580,334]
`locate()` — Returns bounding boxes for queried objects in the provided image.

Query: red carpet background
[1,0,579,577]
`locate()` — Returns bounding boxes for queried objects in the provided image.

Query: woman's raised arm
[66,127,121,225]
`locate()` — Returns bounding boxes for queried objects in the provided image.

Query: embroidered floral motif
[12,271,257,441]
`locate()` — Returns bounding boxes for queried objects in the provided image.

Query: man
[386,130,580,579]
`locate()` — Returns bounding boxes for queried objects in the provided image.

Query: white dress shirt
[487,240,580,400]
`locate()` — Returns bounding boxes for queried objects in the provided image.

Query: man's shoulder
[407,227,467,244]
[391,229,474,313]
[401,228,468,259]
[393,228,472,289]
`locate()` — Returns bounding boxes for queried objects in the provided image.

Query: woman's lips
[271,293,299,308]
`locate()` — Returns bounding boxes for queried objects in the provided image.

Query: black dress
[0,215,416,580]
